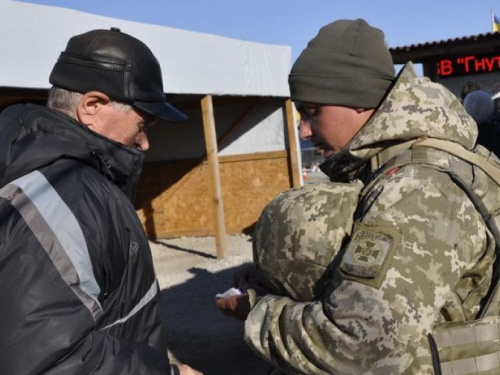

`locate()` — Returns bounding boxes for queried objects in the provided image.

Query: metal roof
[389,32,500,64]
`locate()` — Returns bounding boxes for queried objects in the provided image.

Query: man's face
[296,103,373,158]
[91,104,152,151]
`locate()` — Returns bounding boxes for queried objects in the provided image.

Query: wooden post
[201,95,227,258]
[285,99,302,187]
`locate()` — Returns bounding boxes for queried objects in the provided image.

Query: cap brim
[134,100,188,123]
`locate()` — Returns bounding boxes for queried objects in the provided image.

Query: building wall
[135,150,292,239]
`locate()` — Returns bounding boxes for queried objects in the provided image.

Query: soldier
[217,19,499,374]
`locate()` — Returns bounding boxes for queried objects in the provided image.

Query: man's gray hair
[47,87,133,113]
[47,87,82,112]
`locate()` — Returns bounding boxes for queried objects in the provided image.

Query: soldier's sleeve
[244,165,492,374]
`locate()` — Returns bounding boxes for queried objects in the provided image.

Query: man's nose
[137,132,150,151]
[298,120,312,140]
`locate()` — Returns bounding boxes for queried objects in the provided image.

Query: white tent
[0,0,301,257]
[0,0,291,96]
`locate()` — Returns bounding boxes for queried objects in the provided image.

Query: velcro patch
[339,223,400,289]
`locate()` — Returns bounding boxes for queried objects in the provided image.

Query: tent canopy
[0,0,301,252]
[0,0,291,97]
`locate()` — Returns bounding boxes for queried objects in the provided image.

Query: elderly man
[0,28,202,375]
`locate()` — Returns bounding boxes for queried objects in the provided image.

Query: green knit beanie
[289,19,395,108]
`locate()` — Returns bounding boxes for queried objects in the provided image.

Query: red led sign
[436,54,500,77]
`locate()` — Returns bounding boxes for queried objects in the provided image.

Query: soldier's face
[296,103,373,158]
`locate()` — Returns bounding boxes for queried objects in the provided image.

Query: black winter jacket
[0,104,179,375]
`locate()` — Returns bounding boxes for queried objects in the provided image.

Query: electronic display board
[436,53,500,77]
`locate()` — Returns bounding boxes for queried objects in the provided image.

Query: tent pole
[201,95,227,259]
[285,99,302,187]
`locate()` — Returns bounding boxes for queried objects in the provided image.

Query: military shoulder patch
[339,223,400,289]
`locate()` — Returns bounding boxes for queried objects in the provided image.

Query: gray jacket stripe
[0,170,103,321]
[103,280,158,329]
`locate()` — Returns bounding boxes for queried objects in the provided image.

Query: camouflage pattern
[244,62,495,374]
[431,315,500,374]
[253,181,362,301]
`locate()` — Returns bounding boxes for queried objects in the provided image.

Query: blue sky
[16,0,500,63]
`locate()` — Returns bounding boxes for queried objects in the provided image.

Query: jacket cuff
[247,288,261,309]
[171,364,180,375]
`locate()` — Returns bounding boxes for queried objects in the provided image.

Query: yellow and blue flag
[493,11,500,32]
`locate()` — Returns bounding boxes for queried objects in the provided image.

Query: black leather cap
[49,27,187,122]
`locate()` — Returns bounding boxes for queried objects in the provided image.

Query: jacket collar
[320,62,478,181]
[0,104,144,201]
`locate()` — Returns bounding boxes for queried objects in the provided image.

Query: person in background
[490,79,500,96]
[463,89,500,156]
[460,80,482,102]
[217,18,498,374]
[0,28,202,375]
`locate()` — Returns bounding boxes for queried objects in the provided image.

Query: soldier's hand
[233,265,268,296]
[177,364,204,375]
[232,265,258,290]
[215,293,250,321]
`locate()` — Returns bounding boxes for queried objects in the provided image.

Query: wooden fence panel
[136,151,291,239]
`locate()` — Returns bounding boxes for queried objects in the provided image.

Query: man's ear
[355,107,375,118]
[76,91,110,126]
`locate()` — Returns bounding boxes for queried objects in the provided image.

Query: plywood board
[136,151,291,239]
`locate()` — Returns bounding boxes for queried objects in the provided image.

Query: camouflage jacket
[244,63,495,374]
